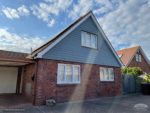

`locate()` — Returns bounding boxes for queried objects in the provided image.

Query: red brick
[34,59,121,105]
[22,64,35,102]
[129,51,150,73]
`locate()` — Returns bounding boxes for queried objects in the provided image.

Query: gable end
[36,12,122,67]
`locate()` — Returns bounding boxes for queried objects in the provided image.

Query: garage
[0,50,33,95]
[0,50,34,105]
[0,67,18,94]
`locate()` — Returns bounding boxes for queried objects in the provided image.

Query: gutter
[0,58,34,63]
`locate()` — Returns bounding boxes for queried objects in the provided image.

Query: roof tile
[117,46,140,66]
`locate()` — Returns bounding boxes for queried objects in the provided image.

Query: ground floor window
[57,63,80,84]
[100,67,114,81]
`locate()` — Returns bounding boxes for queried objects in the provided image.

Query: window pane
[136,54,139,62]
[81,32,86,46]
[73,65,80,82]
[85,33,91,47]
[91,34,97,48]
[103,68,108,80]
[107,68,110,80]
[139,55,142,62]
[100,67,104,81]
[101,67,108,81]
[58,64,65,83]
[65,65,72,82]
[109,68,114,81]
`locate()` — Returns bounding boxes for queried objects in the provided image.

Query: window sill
[81,45,98,50]
[56,84,80,87]
[100,80,115,83]
[57,82,80,86]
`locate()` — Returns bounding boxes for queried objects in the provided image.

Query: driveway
[0,94,150,113]
[0,94,30,107]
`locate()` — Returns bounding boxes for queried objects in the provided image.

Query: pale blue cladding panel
[42,17,121,67]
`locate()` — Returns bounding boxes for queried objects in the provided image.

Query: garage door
[0,67,18,94]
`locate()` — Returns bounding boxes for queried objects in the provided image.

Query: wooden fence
[122,74,141,94]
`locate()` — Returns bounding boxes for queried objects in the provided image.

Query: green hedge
[121,67,143,77]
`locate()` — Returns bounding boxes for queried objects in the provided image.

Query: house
[117,46,150,73]
[0,11,122,105]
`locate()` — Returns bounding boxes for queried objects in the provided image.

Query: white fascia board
[90,13,123,66]
[140,47,150,65]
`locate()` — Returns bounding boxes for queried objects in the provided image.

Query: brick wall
[22,63,35,102]
[34,59,121,105]
[128,51,150,73]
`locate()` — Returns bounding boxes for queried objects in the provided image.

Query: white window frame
[81,31,97,49]
[100,67,115,82]
[57,63,80,84]
[139,54,142,62]
[136,54,139,62]
[136,54,142,62]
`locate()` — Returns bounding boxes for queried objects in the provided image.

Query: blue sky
[0,0,150,58]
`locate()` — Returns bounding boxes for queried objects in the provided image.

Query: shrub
[143,74,150,83]
[121,67,143,77]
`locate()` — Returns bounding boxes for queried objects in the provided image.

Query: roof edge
[122,46,150,67]
[125,46,140,66]
[28,11,92,58]
[30,11,123,67]
[36,11,93,58]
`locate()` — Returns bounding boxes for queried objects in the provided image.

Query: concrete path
[0,94,150,113]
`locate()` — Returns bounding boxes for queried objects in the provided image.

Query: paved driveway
[0,94,150,113]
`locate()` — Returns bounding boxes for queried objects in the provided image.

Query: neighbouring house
[0,11,122,105]
[117,46,150,73]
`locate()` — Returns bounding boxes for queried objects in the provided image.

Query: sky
[0,0,150,58]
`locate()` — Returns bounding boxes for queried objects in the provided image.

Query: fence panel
[122,74,140,94]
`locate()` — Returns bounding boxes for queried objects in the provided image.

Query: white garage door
[0,67,18,94]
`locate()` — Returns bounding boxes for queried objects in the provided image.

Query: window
[57,64,80,84]
[81,31,97,49]
[136,54,142,62]
[118,54,122,58]
[136,54,139,62]
[139,55,142,62]
[100,67,114,81]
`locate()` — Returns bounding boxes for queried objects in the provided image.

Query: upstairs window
[81,31,97,49]
[136,54,142,62]
[118,54,123,58]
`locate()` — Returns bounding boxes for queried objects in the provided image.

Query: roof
[117,46,150,66]
[28,11,122,66]
[28,11,92,58]
[0,50,33,66]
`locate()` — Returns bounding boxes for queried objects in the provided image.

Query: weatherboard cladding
[30,11,91,58]
[42,17,120,67]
